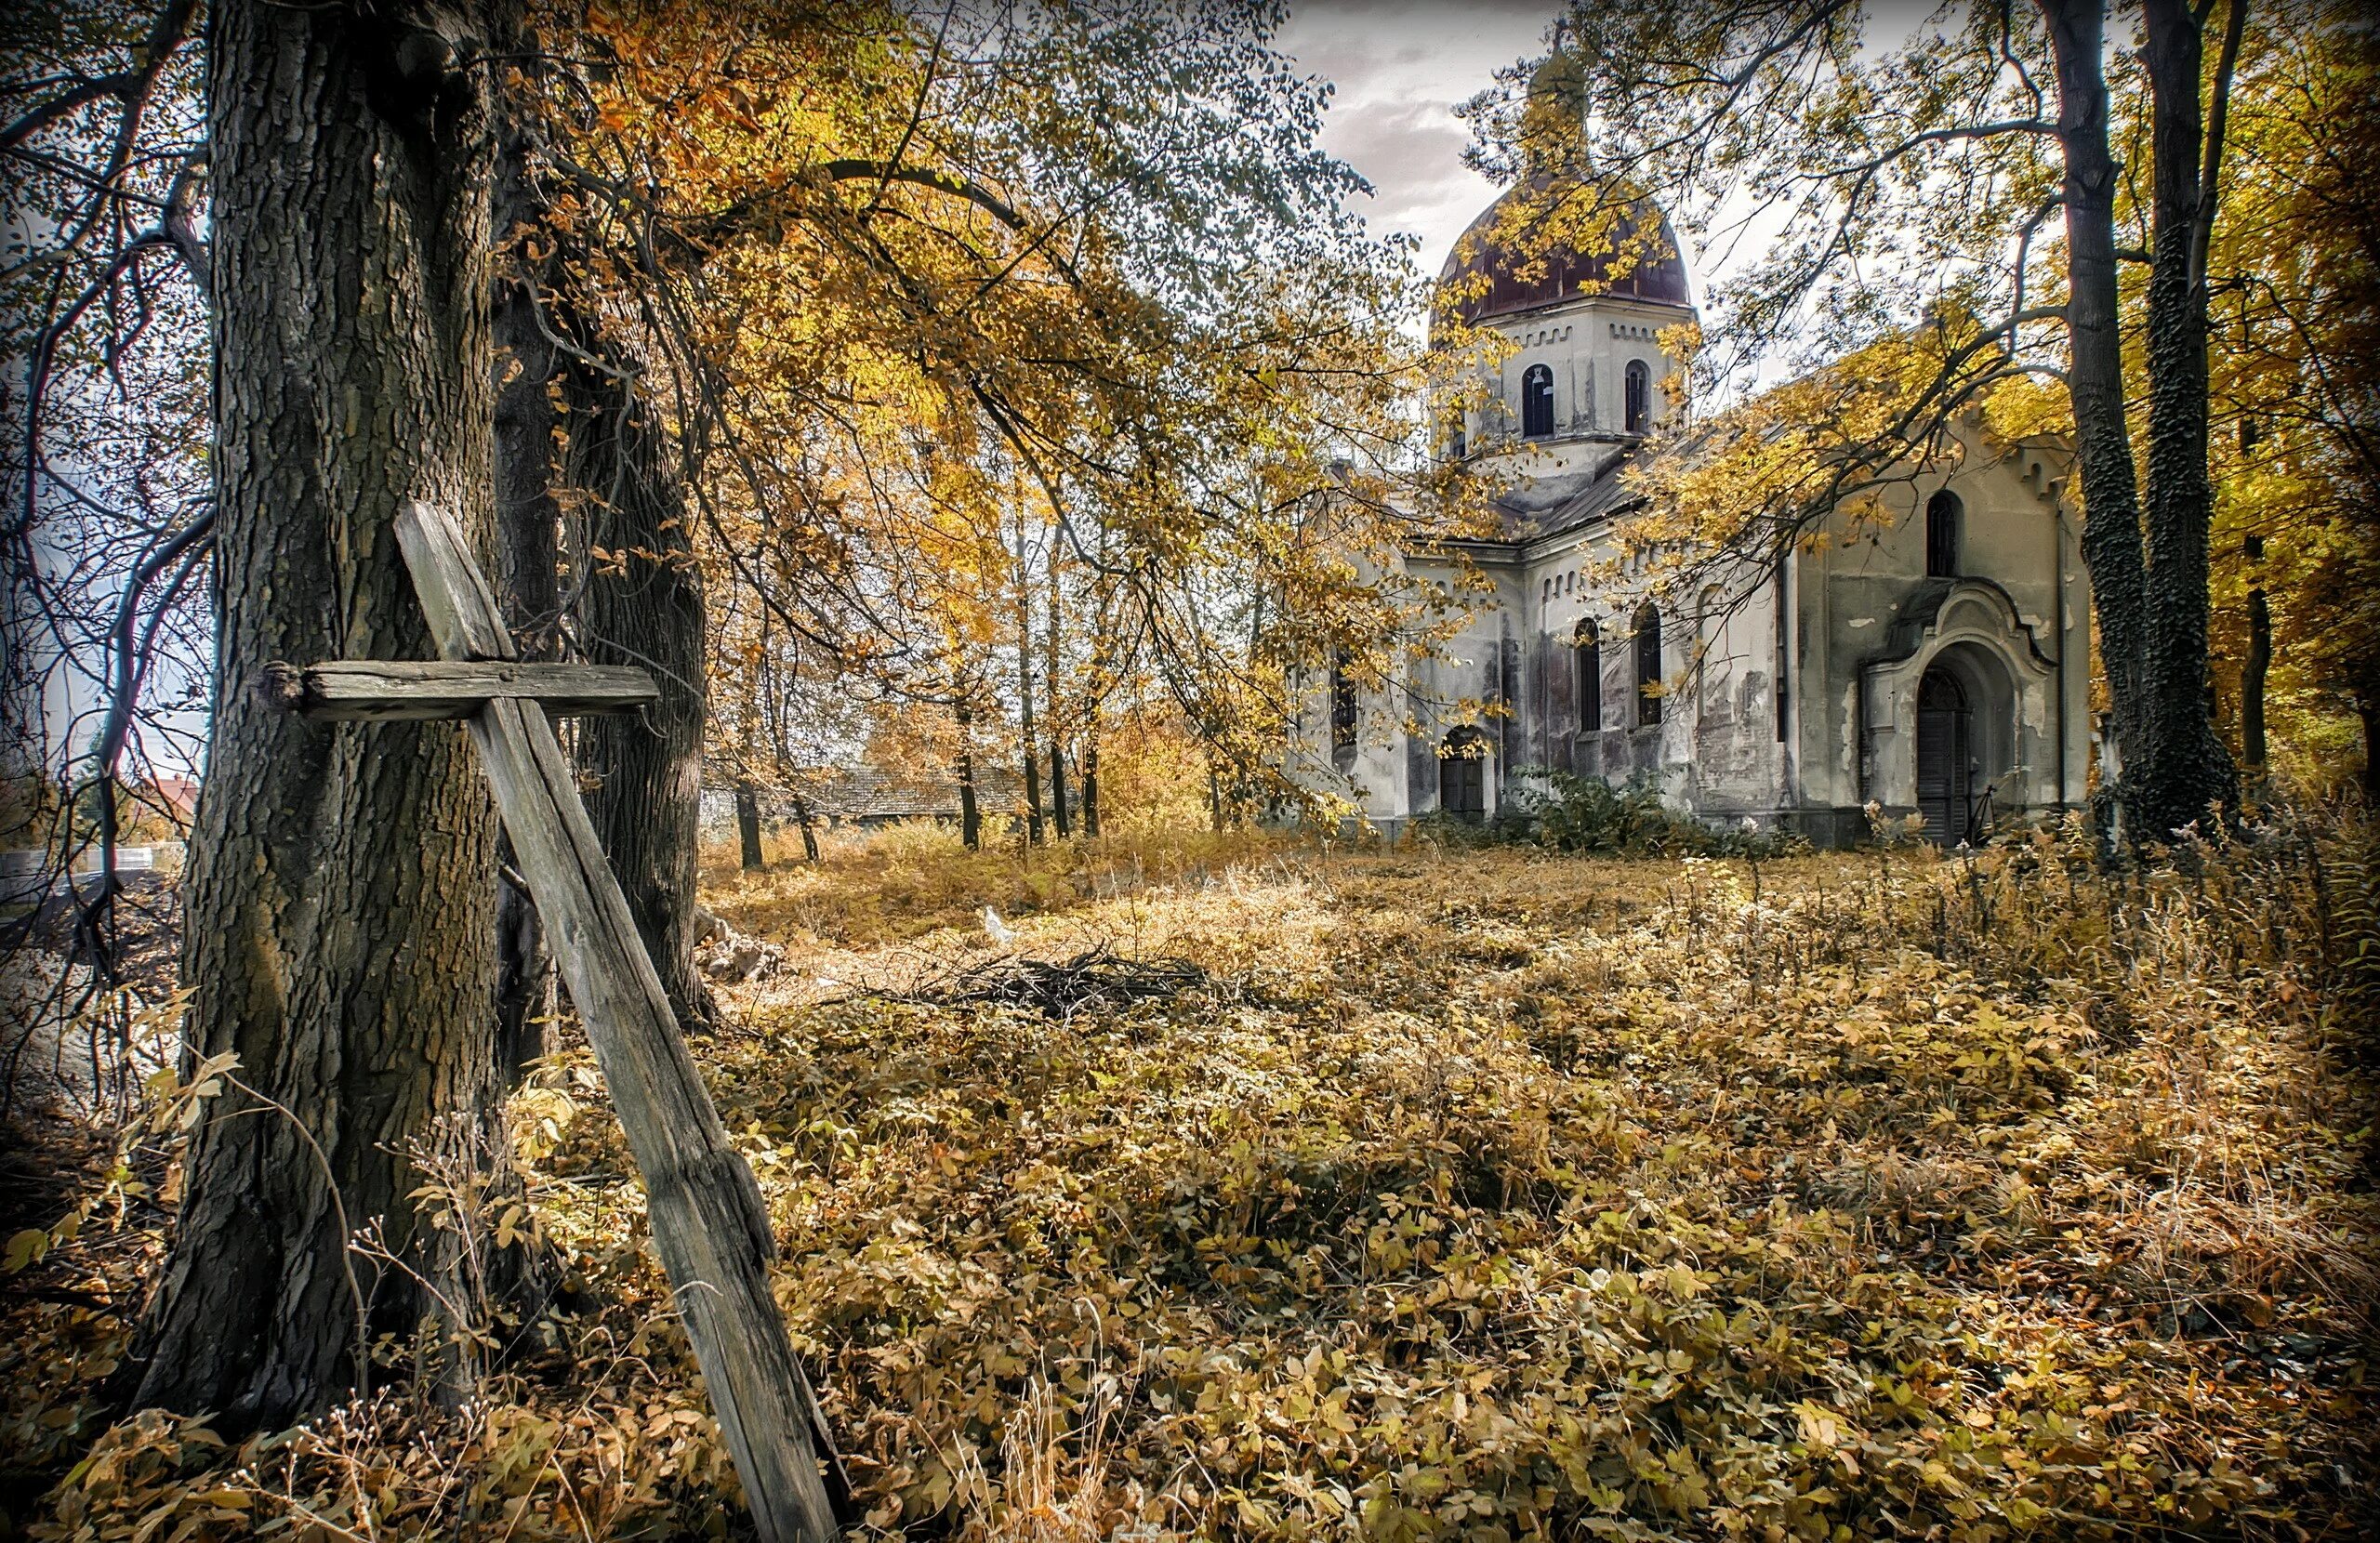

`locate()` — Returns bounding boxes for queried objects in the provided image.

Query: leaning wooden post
[272,502,846,1543]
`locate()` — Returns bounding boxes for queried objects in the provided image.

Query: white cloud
[1275,1,1560,277]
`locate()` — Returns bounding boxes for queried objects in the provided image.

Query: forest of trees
[1,2,2374,1540]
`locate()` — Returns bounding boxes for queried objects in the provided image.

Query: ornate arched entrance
[1439,726,1488,822]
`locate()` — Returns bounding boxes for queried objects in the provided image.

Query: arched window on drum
[1522,364,1555,439]
[1624,360,1651,434]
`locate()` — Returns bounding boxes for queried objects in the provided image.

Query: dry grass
[6,815,2376,1540]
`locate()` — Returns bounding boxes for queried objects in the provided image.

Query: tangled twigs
[871,944,1206,1021]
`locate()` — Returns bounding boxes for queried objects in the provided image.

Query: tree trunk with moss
[2136,0,2241,837]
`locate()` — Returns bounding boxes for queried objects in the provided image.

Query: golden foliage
[7,818,2374,1539]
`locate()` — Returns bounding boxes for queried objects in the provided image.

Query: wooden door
[1915,667,1972,844]
[1440,731,1487,822]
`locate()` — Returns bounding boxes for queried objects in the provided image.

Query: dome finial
[1522,28,1590,178]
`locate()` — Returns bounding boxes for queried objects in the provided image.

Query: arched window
[1624,360,1651,434]
[1522,364,1554,439]
[1633,602,1664,726]
[1574,617,1602,732]
[1925,489,1961,577]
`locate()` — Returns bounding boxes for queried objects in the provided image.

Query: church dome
[1436,175,1694,327]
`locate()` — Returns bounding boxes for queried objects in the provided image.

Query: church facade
[1294,178,2094,847]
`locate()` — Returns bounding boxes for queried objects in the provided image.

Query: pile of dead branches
[883,944,1207,1021]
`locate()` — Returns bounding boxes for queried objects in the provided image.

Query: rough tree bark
[1015,521,1045,847]
[734,783,765,869]
[1046,548,1069,838]
[569,355,717,1030]
[129,0,513,1427]
[956,699,982,850]
[2041,0,2152,826]
[491,54,562,1087]
[2138,0,2242,835]
[2242,536,2269,778]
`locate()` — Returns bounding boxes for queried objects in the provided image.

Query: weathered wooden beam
[393,502,846,1543]
[256,659,659,720]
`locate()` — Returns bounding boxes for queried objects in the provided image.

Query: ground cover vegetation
[5,817,2375,1539]
[4,3,2378,1541]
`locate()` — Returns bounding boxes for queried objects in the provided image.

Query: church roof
[1435,175,1694,328]
[1482,445,1646,544]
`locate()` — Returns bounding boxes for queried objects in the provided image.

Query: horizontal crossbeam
[256,659,659,721]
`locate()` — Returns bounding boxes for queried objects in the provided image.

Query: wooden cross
[262,502,844,1543]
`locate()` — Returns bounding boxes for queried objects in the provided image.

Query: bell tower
[1433,47,1696,479]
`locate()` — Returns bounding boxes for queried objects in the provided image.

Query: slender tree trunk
[735,783,765,869]
[2361,695,2379,804]
[569,355,716,1031]
[2242,540,2270,778]
[1047,551,1069,838]
[1016,525,1044,847]
[2042,0,2152,829]
[956,698,981,851]
[131,0,509,1428]
[1079,570,1111,840]
[788,785,821,863]
[2138,0,2242,835]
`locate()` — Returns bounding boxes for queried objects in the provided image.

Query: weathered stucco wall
[1289,427,2092,845]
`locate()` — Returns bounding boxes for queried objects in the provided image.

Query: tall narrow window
[1575,617,1602,732]
[1774,557,1792,743]
[1624,360,1650,434]
[1633,602,1663,726]
[1329,650,1357,761]
[1925,489,1961,577]
[1522,364,1554,439]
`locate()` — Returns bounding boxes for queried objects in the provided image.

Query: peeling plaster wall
[1289,431,2092,847]
[1796,438,2091,832]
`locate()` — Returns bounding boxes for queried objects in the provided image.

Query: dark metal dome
[1436,175,1693,327]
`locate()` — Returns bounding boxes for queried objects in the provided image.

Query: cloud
[1276,1,1557,270]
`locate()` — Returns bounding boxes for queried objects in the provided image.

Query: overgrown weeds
[5,811,2375,1539]
[1412,772,1810,859]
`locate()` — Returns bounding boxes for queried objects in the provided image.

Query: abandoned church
[1293,97,2093,848]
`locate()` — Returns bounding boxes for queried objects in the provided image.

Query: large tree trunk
[2041,0,2152,830]
[490,70,562,1088]
[130,0,509,1428]
[570,359,716,1031]
[2138,0,2241,837]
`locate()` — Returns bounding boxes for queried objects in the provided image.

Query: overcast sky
[1273,1,1566,281]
